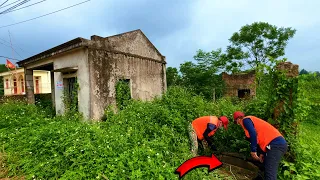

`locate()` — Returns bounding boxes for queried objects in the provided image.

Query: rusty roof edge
[17,37,89,67]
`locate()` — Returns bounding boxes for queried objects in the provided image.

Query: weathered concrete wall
[52,48,90,119]
[88,49,165,120]
[98,30,163,61]
[222,71,256,97]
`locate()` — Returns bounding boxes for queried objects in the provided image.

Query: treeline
[165,21,319,101]
[0,64,8,96]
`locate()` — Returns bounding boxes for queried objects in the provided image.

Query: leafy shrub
[0,86,239,179]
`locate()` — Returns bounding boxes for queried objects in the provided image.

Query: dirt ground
[0,153,24,180]
[218,163,259,180]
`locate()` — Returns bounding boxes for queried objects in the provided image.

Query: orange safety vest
[192,116,219,140]
[239,116,284,152]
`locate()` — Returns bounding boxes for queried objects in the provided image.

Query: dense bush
[0,87,243,179]
[1,74,319,179]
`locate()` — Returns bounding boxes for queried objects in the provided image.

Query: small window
[238,89,250,98]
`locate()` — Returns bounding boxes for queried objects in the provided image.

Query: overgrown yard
[0,88,246,180]
[0,72,319,179]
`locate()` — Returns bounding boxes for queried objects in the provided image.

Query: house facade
[0,68,51,96]
[17,29,167,120]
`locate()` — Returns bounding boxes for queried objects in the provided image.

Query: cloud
[0,0,319,72]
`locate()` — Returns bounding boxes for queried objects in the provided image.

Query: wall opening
[238,89,250,99]
[115,79,131,110]
[63,77,78,112]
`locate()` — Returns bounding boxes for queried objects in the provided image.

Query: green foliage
[61,80,81,120]
[299,69,309,75]
[115,79,132,110]
[0,64,7,96]
[278,72,320,179]
[0,87,243,179]
[280,121,320,180]
[166,67,181,87]
[178,60,225,100]
[227,22,296,70]
[0,64,8,73]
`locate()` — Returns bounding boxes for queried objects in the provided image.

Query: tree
[194,48,243,73]
[0,64,8,96]
[299,69,309,75]
[178,49,226,100]
[166,67,181,87]
[226,22,296,70]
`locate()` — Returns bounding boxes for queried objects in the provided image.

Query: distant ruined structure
[222,70,256,99]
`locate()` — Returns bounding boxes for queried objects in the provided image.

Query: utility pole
[8,30,17,94]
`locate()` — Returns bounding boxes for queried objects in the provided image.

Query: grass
[0,88,245,180]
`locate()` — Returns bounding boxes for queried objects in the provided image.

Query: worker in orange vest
[233,111,288,180]
[188,116,229,156]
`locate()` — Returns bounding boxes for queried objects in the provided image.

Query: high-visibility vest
[239,116,284,152]
[192,116,219,140]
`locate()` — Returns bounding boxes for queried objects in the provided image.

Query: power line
[0,37,28,56]
[0,0,92,29]
[0,0,47,15]
[0,0,23,9]
[0,0,31,14]
[0,0,9,8]
[0,55,21,61]
[0,41,23,59]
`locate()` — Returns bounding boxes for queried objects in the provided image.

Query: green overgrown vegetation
[115,79,132,110]
[0,87,242,179]
[0,21,319,179]
[0,64,8,96]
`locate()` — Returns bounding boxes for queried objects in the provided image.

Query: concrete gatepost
[24,68,35,104]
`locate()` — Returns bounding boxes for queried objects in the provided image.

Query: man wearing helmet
[188,116,229,156]
[233,111,288,180]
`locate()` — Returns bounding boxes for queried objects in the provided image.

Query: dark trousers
[263,144,288,180]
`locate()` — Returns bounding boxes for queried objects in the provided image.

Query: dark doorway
[64,77,78,112]
[238,89,250,98]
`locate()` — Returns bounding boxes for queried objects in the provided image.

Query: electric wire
[0,0,47,15]
[0,0,91,29]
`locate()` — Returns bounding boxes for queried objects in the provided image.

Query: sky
[0,0,319,72]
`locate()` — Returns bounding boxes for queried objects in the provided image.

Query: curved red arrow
[175,154,223,178]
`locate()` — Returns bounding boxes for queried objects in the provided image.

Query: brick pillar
[273,61,299,125]
[25,68,35,104]
[276,61,299,78]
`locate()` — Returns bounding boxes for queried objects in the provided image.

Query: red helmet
[219,116,229,130]
[233,111,245,121]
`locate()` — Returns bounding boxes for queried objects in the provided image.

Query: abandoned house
[222,70,256,98]
[17,29,167,120]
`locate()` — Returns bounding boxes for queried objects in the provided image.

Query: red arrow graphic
[175,154,223,178]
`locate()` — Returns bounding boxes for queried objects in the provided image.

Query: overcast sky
[0,0,319,72]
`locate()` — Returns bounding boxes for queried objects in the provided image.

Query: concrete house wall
[51,48,90,118]
[17,29,166,121]
[88,30,166,120]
